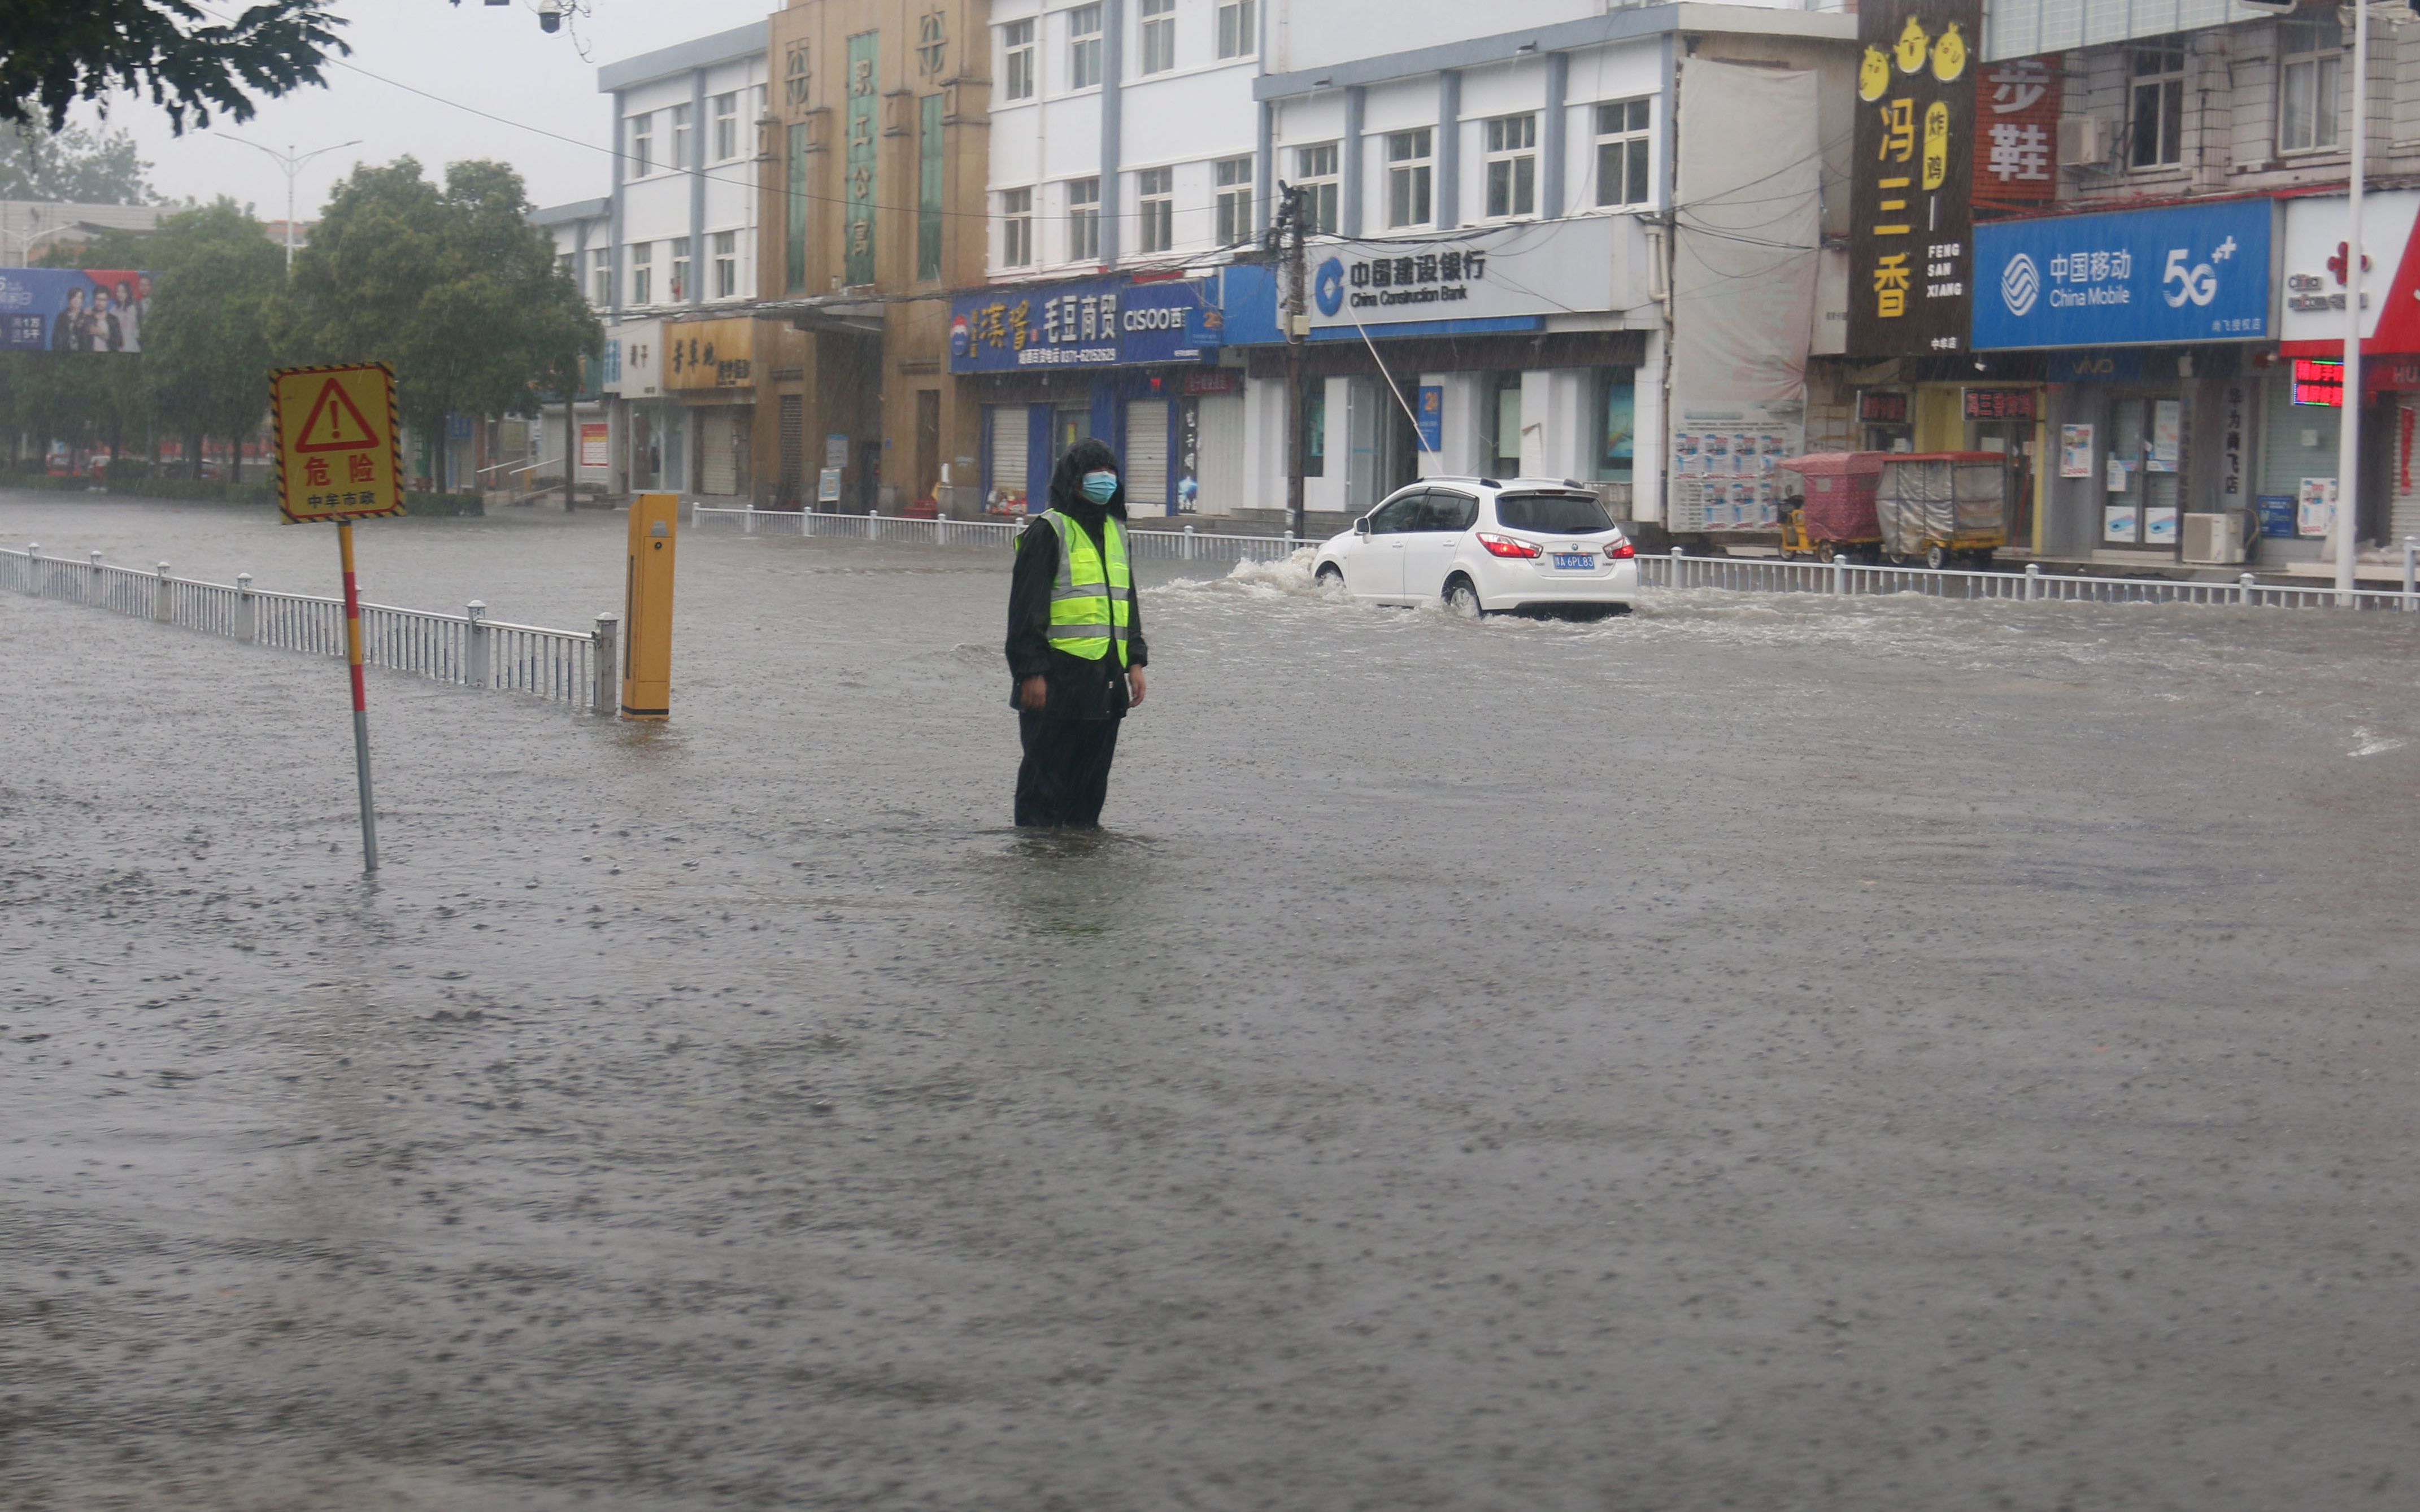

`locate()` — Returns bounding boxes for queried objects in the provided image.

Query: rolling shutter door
[700,410,738,495]
[988,404,1029,508]
[1195,394,1244,516]
[778,395,803,499]
[2395,399,2420,544]
[1125,399,1168,515]
[2260,385,2338,502]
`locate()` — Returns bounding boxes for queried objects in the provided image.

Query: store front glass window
[1304,384,1325,478]
[1594,369,1635,481]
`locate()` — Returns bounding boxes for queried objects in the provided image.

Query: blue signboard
[1415,385,1443,452]
[2256,494,2299,539]
[949,274,1221,373]
[1973,200,2273,351]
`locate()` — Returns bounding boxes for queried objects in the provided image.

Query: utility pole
[564,380,579,512]
[1275,181,1309,541]
[2332,0,2371,599]
[211,136,361,273]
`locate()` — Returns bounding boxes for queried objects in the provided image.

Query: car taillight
[1476,531,1542,559]
[1607,541,1636,559]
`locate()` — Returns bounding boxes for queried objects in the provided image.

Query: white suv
[1313,477,1638,616]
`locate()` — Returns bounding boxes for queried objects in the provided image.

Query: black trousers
[1015,713,1121,827]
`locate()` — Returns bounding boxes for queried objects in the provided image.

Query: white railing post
[467,600,491,688]
[153,561,172,622]
[87,550,102,606]
[743,507,756,535]
[2025,561,2042,602]
[2239,572,2256,607]
[24,543,37,598]
[2403,535,2416,610]
[1183,524,1196,561]
[1670,544,1684,590]
[592,612,619,714]
[1831,553,1846,596]
[236,573,257,643]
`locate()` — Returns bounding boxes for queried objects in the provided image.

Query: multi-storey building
[533,197,613,495]
[756,0,994,514]
[1847,0,2420,573]
[951,1,1857,534]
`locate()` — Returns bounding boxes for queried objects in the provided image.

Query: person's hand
[1019,675,1048,711]
[1128,667,1147,708]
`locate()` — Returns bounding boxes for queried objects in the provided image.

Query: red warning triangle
[293,377,382,453]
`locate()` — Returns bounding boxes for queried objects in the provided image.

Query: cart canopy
[1873,451,2008,554]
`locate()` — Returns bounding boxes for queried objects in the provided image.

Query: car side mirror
[1355,517,1370,535]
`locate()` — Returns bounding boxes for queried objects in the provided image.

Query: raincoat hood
[1047,437,1127,526]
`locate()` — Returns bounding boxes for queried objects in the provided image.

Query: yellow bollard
[621,492,678,718]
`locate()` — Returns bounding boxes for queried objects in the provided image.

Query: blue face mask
[1080,470,1119,504]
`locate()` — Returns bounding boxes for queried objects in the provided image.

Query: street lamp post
[210,135,362,273]
[2332,0,2371,599]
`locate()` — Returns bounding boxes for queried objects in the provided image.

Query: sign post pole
[271,360,407,876]
[2333,0,2370,602]
[336,519,379,872]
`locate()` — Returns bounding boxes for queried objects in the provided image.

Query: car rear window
[1494,491,1614,534]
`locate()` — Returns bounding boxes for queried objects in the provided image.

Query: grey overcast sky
[90,1,776,221]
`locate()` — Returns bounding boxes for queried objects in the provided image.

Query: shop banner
[2277,189,2420,354]
[949,275,1220,372]
[0,267,150,351]
[1848,0,1980,356]
[1972,198,2273,350]
[663,317,755,390]
[1974,54,2060,219]
[1306,216,1627,330]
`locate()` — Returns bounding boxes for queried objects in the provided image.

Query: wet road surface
[5,495,2420,1511]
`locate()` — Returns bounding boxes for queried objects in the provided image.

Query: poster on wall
[1176,398,1202,514]
[578,422,608,468]
[1668,403,1800,531]
[2298,477,2336,537]
[2144,506,2179,544]
[2104,505,2137,541]
[2059,424,2092,477]
[1847,0,1979,356]
[2148,399,2181,472]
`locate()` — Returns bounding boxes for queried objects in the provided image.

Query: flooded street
[6,494,2420,1511]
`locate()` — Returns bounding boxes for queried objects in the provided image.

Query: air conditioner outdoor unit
[2182,511,2248,565]
[2057,115,2112,167]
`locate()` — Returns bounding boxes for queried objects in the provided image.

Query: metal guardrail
[1636,544,2420,612]
[2,543,619,712]
[689,504,1311,564]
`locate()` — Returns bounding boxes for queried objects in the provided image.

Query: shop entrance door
[2102,397,2182,552]
[1971,420,2034,550]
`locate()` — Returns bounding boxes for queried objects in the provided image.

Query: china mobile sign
[1306,218,1622,330]
[1971,199,2274,350]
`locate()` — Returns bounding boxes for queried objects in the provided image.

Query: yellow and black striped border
[269,360,410,525]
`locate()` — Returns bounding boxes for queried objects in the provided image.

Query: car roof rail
[1478,477,1500,489]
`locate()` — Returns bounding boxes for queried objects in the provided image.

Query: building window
[919,93,945,281]
[556,250,574,281]
[669,236,691,302]
[1069,176,1100,261]
[590,247,610,307]
[1295,142,1339,234]
[1595,367,1635,481]
[630,241,652,306]
[629,112,652,177]
[1140,0,1176,75]
[1217,0,1256,61]
[1387,128,1433,229]
[2280,16,2342,154]
[1003,186,1034,266]
[1138,165,1174,254]
[1484,113,1537,219]
[713,93,739,160]
[2129,37,2185,169]
[1215,156,1253,246]
[1003,19,1035,101]
[712,230,737,298]
[1069,3,1103,90]
[671,103,693,172]
[1595,98,1651,207]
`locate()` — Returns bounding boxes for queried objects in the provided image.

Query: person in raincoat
[1005,437,1148,827]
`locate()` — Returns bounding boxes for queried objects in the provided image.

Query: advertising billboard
[1971,199,2274,350]
[0,267,151,352]
[1847,0,1981,356]
[949,275,1221,373]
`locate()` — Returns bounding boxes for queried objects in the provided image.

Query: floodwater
[5,493,2419,1511]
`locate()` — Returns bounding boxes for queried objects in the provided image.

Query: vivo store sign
[1972,200,2273,349]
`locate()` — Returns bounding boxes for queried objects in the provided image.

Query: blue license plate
[1552,552,1594,570]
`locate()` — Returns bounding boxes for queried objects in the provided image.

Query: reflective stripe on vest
[1017,509,1131,663]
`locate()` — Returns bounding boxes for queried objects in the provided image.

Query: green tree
[140,200,283,481]
[276,156,598,486]
[0,120,154,202]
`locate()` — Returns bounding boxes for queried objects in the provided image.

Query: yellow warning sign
[272,362,406,524]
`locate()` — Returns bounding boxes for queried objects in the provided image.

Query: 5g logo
[2162,235,2235,308]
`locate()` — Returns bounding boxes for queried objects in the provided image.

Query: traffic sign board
[272,363,404,522]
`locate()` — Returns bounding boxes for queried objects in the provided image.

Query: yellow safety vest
[1019,509,1132,665]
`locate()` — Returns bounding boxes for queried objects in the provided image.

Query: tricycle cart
[1873,451,2009,569]
[1775,452,1886,562]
